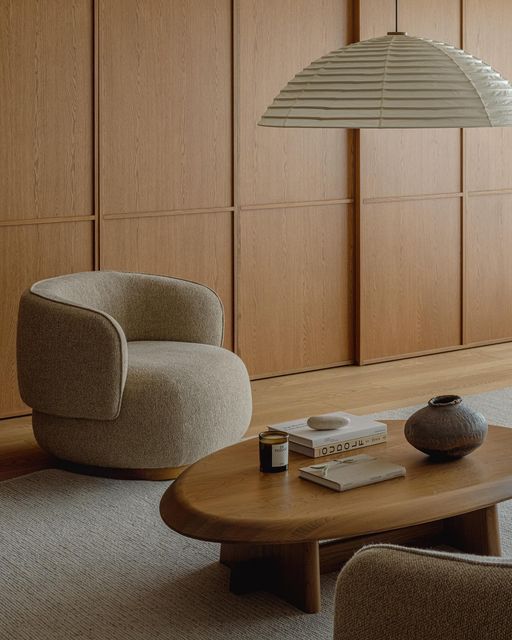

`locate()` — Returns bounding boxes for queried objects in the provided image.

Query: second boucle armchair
[17,271,252,479]
[334,544,512,640]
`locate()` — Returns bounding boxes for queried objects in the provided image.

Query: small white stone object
[307,414,351,430]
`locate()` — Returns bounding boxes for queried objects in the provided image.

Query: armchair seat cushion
[33,341,252,469]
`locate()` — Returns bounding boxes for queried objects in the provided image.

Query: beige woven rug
[2,387,512,640]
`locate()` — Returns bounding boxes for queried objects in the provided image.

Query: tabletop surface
[159,420,512,544]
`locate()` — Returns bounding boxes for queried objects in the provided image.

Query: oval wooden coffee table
[160,420,512,613]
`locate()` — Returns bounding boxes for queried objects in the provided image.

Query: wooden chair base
[54,457,187,481]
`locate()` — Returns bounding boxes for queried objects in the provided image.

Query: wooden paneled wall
[357,0,463,363]
[357,0,512,363]
[236,0,354,376]
[0,0,95,417]
[98,0,235,346]
[100,0,356,374]
[464,0,512,345]
[2,0,512,418]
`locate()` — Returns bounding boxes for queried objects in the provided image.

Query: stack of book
[267,411,387,458]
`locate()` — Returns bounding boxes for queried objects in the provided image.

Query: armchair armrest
[17,290,127,420]
[334,544,512,640]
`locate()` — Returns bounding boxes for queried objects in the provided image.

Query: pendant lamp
[259,3,512,129]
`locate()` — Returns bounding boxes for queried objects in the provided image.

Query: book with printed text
[268,411,387,447]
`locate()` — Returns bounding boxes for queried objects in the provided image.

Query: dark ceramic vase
[404,395,488,460]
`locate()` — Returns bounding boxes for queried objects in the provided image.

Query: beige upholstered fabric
[17,271,251,470]
[17,271,224,420]
[334,544,512,640]
[30,270,224,343]
[18,290,128,420]
[33,341,252,468]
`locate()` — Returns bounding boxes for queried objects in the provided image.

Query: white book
[290,432,387,458]
[268,412,387,447]
[299,454,406,492]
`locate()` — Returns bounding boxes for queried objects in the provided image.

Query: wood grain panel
[101,213,234,348]
[0,0,93,220]
[99,0,232,214]
[0,222,94,417]
[238,205,353,376]
[359,0,461,42]
[358,0,395,40]
[359,199,461,362]
[398,0,460,44]
[360,129,461,199]
[238,0,353,206]
[465,0,512,192]
[359,0,461,200]
[465,195,512,344]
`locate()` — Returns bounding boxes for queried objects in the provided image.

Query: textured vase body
[404,395,488,460]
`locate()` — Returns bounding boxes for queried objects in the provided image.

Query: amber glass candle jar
[259,432,289,473]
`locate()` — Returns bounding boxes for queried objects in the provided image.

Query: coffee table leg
[444,504,502,556]
[220,541,321,613]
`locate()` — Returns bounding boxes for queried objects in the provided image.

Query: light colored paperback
[268,411,387,447]
[299,454,406,492]
[290,432,387,458]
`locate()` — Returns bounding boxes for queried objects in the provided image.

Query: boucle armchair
[17,271,252,478]
[334,544,512,640]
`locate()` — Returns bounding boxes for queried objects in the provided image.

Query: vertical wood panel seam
[353,0,362,364]
[461,0,467,345]
[94,0,100,270]
[233,0,240,355]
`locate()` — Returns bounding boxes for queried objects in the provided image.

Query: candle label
[271,442,288,468]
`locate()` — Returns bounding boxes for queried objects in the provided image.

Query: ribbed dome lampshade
[259,33,512,129]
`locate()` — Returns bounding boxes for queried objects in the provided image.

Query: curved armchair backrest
[31,271,133,334]
[17,271,224,421]
[30,271,224,343]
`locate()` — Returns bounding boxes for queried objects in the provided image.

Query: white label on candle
[272,442,288,468]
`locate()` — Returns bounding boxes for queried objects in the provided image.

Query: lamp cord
[395,0,399,33]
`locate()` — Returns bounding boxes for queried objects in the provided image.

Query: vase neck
[428,395,462,408]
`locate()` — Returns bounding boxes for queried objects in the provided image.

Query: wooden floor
[2,342,512,482]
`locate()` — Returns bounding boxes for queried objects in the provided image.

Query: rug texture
[1,387,512,640]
